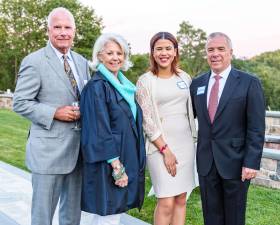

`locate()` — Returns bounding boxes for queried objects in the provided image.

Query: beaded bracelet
[112,164,125,181]
[159,144,168,154]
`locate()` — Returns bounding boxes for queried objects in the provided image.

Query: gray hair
[47,7,75,29]
[206,32,232,49]
[91,33,133,71]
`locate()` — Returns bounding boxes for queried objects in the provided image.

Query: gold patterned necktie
[63,55,80,100]
[208,74,221,123]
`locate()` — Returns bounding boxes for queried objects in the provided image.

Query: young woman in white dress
[136,32,197,225]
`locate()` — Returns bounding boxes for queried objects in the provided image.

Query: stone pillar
[252,148,280,189]
[0,91,13,109]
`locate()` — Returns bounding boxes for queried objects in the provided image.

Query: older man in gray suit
[13,7,90,225]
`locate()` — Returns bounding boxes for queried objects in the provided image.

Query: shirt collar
[210,65,231,80]
[49,41,72,61]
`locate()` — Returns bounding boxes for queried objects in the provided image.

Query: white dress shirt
[207,65,232,107]
[49,42,82,92]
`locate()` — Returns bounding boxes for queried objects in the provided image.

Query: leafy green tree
[250,50,280,109]
[177,21,208,77]
[126,54,149,84]
[0,0,102,91]
[252,50,280,71]
[232,55,280,110]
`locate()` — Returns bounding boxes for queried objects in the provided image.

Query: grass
[0,109,29,170]
[1,108,280,224]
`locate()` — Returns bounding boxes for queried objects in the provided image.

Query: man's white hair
[206,32,232,49]
[47,7,75,29]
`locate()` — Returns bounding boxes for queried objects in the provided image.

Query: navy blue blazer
[80,71,146,215]
[190,68,265,179]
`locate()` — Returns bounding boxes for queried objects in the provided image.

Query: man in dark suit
[190,32,265,225]
[13,7,90,225]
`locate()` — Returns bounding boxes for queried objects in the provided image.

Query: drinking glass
[72,101,81,131]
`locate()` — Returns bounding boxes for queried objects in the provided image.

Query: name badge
[177,81,188,89]
[197,86,206,95]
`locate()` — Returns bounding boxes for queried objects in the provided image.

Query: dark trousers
[199,162,250,225]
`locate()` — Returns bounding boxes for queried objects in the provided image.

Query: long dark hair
[149,32,180,75]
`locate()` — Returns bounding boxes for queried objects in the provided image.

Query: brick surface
[0,96,13,109]
[261,158,277,171]
[252,177,280,189]
[277,161,280,176]
[252,177,270,187]
[264,142,280,150]
[266,117,280,135]
[257,169,274,179]
[269,174,280,181]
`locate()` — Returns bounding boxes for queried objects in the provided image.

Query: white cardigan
[136,71,197,155]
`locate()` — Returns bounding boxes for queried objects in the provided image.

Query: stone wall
[266,111,280,135]
[0,93,13,109]
[253,111,280,189]
[252,148,280,189]
[264,135,280,150]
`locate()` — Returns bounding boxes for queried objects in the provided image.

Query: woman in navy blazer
[80,33,146,225]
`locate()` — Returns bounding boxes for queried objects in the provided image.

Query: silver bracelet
[112,163,125,181]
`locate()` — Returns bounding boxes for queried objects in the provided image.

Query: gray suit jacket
[13,43,90,174]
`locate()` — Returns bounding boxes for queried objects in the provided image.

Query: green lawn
[1,109,280,225]
[0,109,29,170]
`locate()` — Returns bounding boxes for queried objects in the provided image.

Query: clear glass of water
[72,101,81,131]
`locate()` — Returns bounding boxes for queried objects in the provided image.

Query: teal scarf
[97,63,137,120]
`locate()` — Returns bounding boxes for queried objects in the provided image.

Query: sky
[80,0,280,58]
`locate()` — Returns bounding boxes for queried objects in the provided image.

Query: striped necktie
[208,75,221,123]
[63,55,80,100]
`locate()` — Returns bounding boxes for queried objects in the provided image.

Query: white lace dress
[136,74,196,198]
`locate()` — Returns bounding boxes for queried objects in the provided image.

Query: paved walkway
[0,161,150,225]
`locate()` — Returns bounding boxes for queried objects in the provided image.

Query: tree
[125,54,149,84]
[232,54,280,110]
[177,21,208,77]
[0,0,102,91]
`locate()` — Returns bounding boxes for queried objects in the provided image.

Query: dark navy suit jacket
[80,71,146,215]
[190,68,265,179]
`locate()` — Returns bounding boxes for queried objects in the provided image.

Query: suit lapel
[44,44,77,99]
[214,69,240,122]
[200,72,211,124]
[114,90,139,138]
